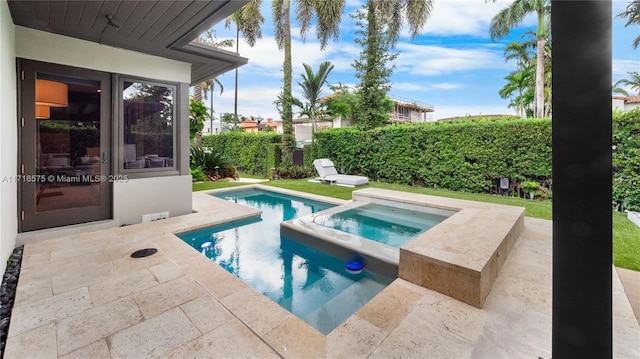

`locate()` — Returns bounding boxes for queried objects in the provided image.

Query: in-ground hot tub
[283,188,525,308]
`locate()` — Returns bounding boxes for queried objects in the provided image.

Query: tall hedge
[312,119,552,193]
[613,108,640,211]
[202,132,281,176]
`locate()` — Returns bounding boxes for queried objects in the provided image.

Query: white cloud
[613,59,640,77]
[431,82,463,90]
[394,43,510,76]
[393,82,463,92]
[393,82,431,92]
[213,85,283,121]
[230,35,359,75]
[394,0,538,38]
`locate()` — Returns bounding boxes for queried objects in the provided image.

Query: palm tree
[618,0,640,49]
[225,2,264,129]
[293,61,333,139]
[503,38,535,70]
[372,0,433,45]
[614,71,640,95]
[232,0,345,168]
[490,0,550,119]
[201,77,224,138]
[295,61,335,130]
[499,66,534,118]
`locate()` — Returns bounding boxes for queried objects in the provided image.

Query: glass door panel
[35,74,102,212]
[19,59,111,232]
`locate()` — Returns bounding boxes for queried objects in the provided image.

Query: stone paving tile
[108,307,201,359]
[51,261,116,295]
[59,340,111,359]
[371,313,475,359]
[56,296,143,356]
[3,322,57,359]
[354,281,424,332]
[49,242,104,262]
[88,268,158,306]
[132,276,208,319]
[167,318,279,359]
[14,277,52,306]
[414,291,487,343]
[327,315,387,358]
[612,269,640,358]
[262,316,326,358]
[9,286,93,337]
[148,259,182,283]
[220,287,291,336]
[25,236,74,255]
[19,250,50,270]
[617,267,640,325]
[471,294,552,358]
[179,296,234,334]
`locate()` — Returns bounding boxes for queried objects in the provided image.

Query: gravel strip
[0,246,23,358]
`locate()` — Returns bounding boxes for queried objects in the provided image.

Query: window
[120,78,176,173]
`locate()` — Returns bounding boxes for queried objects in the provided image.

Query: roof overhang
[7,0,250,84]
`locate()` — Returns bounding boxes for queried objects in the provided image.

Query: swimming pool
[177,188,394,334]
[312,203,449,247]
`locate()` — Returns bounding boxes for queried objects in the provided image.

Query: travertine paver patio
[5,185,640,358]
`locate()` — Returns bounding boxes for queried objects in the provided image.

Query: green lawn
[193,178,640,271]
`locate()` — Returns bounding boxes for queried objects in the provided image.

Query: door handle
[101,151,108,163]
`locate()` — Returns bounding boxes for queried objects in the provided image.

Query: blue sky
[205,0,640,121]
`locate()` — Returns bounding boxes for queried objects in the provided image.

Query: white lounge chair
[312,158,369,186]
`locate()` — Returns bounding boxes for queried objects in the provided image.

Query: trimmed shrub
[313,118,552,194]
[202,132,281,176]
[613,108,640,211]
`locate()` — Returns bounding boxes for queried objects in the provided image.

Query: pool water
[313,203,449,247]
[178,189,393,334]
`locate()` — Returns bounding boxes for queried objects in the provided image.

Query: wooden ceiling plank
[128,1,173,41]
[151,1,209,45]
[63,0,84,30]
[141,0,190,43]
[114,1,153,39]
[77,1,103,35]
[92,1,120,30]
[48,1,67,29]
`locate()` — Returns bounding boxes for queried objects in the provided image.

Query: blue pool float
[345,261,363,274]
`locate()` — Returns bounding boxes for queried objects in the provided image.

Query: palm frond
[618,0,640,27]
[230,0,264,47]
[273,0,286,50]
[489,0,532,40]
[295,0,315,40]
[313,0,345,49]
[404,0,433,40]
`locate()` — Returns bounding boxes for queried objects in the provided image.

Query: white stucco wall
[613,98,625,112]
[626,102,640,112]
[1,1,18,273]
[295,125,313,141]
[14,25,193,231]
[113,175,193,225]
[15,26,191,83]
[613,98,640,113]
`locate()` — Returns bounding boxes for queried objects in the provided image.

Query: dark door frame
[18,59,112,232]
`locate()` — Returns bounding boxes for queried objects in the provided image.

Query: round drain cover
[131,248,158,258]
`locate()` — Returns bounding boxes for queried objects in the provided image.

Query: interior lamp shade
[36,79,68,107]
[35,105,50,119]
